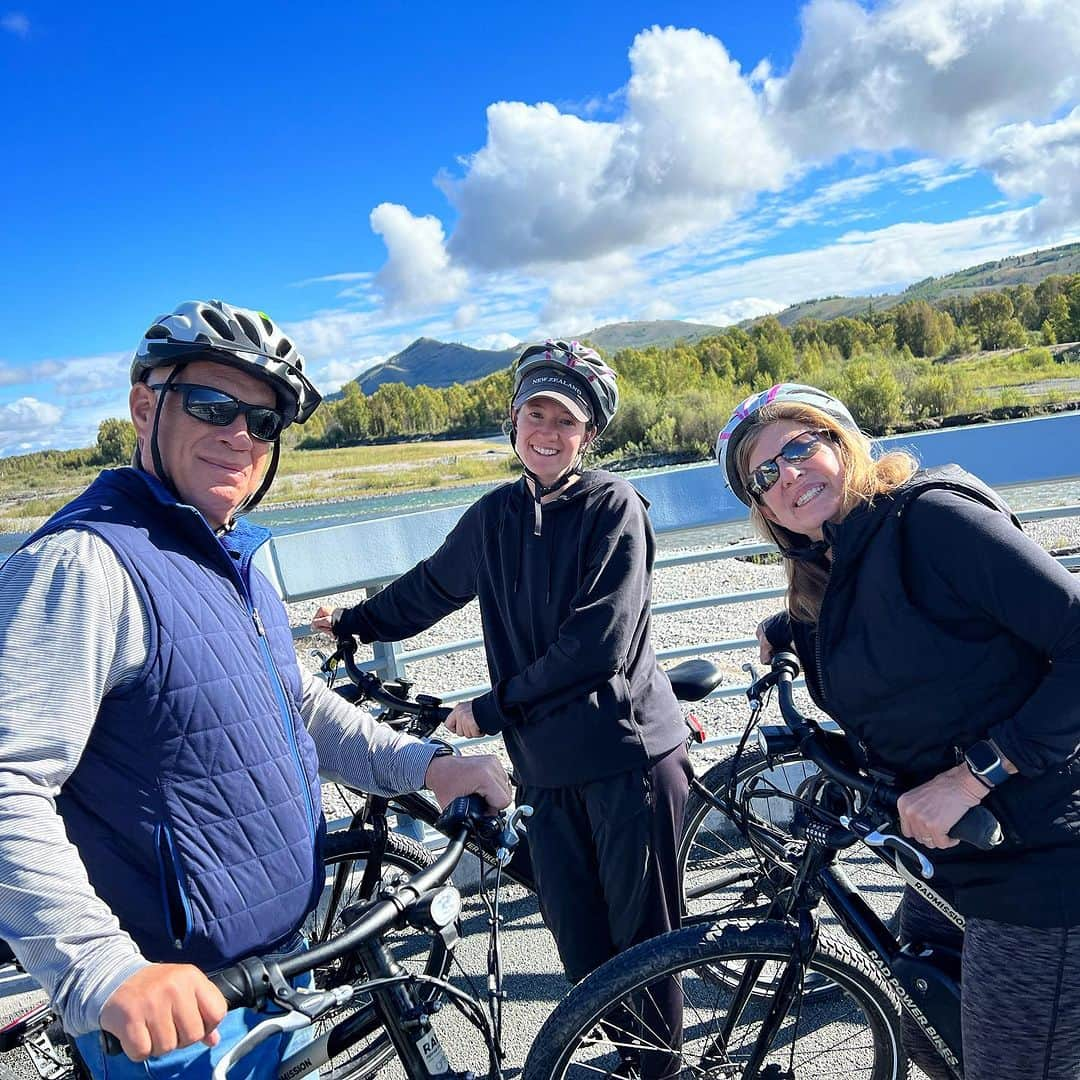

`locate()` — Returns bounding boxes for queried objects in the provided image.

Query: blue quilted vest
[28,468,324,968]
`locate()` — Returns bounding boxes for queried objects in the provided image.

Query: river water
[2,466,1077,563]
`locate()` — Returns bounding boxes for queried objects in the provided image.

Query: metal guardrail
[299,502,1080,749]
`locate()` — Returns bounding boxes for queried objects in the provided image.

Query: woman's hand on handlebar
[443,699,481,739]
[100,963,228,1061]
[311,605,340,636]
[425,751,513,813]
[897,763,990,849]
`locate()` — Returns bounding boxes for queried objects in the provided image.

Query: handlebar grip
[948,806,1003,850]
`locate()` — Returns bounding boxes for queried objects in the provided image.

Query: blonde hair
[735,402,917,623]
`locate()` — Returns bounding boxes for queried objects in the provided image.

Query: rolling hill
[346,240,1080,394]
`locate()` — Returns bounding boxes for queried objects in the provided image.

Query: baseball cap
[511,368,593,424]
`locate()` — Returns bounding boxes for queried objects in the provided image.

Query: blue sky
[2,1,1078,455]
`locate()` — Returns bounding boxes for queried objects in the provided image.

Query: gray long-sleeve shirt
[0,528,438,1035]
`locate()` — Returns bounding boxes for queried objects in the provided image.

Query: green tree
[839,361,903,433]
[335,382,371,442]
[96,418,137,464]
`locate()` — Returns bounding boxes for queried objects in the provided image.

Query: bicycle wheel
[681,750,905,933]
[523,919,908,1080]
[306,828,444,1080]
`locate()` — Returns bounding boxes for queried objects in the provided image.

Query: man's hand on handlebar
[311,605,340,636]
[100,963,228,1062]
[897,763,990,850]
[425,751,513,813]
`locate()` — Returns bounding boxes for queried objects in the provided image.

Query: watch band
[964,739,1011,788]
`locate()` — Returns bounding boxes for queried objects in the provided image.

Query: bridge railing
[258,412,1080,743]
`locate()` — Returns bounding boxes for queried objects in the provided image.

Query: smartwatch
[963,740,1011,789]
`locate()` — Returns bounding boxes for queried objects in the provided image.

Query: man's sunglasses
[747,429,831,499]
[149,382,285,442]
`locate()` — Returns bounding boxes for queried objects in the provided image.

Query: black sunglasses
[149,382,284,442]
[747,430,831,499]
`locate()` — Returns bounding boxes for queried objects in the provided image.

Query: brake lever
[841,815,934,879]
[496,805,534,866]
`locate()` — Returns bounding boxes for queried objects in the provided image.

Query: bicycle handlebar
[104,796,523,1054]
[331,636,451,735]
[761,652,1003,852]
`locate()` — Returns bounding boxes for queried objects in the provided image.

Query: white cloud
[641,299,678,321]
[48,352,130,397]
[0,398,63,455]
[469,332,519,352]
[768,0,1080,160]
[1,12,29,37]
[539,252,644,328]
[370,203,467,311]
[698,298,785,326]
[453,303,478,330]
[975,106,1080,240]
[323,355,386,392]
[439,27,790,272]
[670,212,1029,320]
[291,271,374,288]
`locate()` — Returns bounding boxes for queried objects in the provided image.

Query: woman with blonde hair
[717,383,1080,1080]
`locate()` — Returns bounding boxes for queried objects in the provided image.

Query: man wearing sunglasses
[0,300,511,1079]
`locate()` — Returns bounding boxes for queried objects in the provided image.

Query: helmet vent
[260,314,275,335]
[276,338,294,360]
[235,313,261,349]
[201,306,235,341]
[144,324,170,340]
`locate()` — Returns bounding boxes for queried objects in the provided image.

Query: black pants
[901,887,1080,1080]
[524,745,691,1078]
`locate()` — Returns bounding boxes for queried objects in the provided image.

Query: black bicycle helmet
[508,341,620,535]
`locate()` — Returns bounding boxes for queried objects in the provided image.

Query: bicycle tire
[306,828,443,1080]
[523,919,909,1080]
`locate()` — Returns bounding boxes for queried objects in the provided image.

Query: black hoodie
[764,466,1080,926]
[334,470,685,788]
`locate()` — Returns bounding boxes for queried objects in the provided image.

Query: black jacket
[335,471,685,788]
[765,466,1080,926]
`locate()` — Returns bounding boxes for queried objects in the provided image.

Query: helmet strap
[146,364,187,501]
[231,438,281,523]
[508,421,587,536]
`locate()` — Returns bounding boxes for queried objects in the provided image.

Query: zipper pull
[252,608,266,637]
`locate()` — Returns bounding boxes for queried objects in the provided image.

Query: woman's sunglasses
[149,382,285,442]
[747,429,831,499]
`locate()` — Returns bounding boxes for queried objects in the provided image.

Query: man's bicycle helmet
[132,299,322,425]
[512,340,619,434]
[716,383,860,507]
[130,299,322,525]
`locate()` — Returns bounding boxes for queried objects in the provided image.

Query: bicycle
[0,823,456,1080]
[316,635,733,908]
[522,651,1003,1080]
[85,796,529,1080]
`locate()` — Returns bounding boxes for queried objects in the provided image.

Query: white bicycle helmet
[716,383,859,507]
[132,299,321,425]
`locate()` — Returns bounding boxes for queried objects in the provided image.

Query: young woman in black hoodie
[313,343,690,1020]
[717,382,1080,1080]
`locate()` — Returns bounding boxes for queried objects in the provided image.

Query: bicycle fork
[354,937,460,1080]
